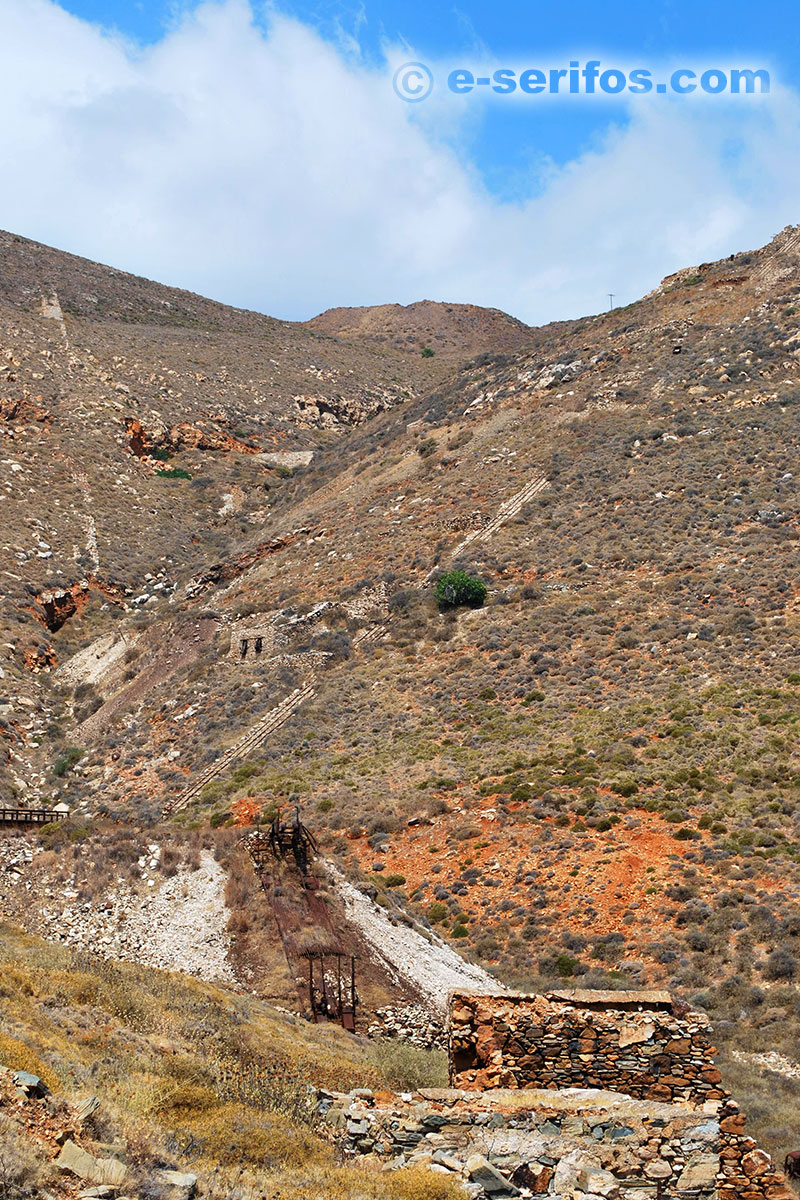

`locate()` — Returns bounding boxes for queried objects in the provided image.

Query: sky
[0,0,799,323]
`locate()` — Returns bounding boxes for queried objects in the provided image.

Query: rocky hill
[0,229,529,801]
[305,299,536,361]
[3,224,800,1188]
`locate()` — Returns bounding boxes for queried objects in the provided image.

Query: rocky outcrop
[0,393,50,426]
[22,641,57,672]
[185,530,307,596]
[292,387,409,429]
[28,578,124,632]
[124,416,260,458]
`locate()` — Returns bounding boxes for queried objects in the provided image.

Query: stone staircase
[164,679,317,814]
[164,473,548,817]
[451,473,550,559]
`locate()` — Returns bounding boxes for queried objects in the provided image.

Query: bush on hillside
[434,571,487,611]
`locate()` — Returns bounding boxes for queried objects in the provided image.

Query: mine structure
[245,812,358,1032]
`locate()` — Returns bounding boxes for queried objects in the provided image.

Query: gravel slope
[328,864,502,1014]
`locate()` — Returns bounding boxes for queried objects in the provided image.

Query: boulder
[12,1070,49,1098]
[56,1140,127,1187]
[644,1159,673,1180]
[159,1170,198,1195]
[465,1153,520,1196]
[677,1153,719,1190]
[578,1164,620,1197]
[74,1096,100,1124]
[431,1150,465,1173]
[742,1149,772,1178]
[553,1149,585,1194]
[510,1162,554,1193]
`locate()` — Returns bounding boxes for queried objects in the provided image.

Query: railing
[0,808,68,825]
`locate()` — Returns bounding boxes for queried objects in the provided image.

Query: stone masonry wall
[321,1084,724,1198]
[717,1098,793,1200]
[448,993,724,1104]
[446,993,794,1198]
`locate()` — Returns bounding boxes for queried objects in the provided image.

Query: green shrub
[428,902,448,923]
[435,571,488,611]
[155,467,192,480]
[384,873,406,887]
[451,924,469,938]
[420,347,435,358]
[210,810,231,828]
[610,775,638,797]
[53,747,85,777]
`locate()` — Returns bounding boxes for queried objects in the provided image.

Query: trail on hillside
[327,863,502,1014]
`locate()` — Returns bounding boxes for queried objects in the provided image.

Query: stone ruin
[229,585,389,665]
[447,990,721,1103]
[322,989,794,1199]
[229,617,286,663]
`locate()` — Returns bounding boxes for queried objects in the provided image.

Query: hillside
[3,223,800,1185]
[305,299,535,362]
[0,229,531,806]
[0,922,454,1200]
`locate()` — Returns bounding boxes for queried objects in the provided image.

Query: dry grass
[0,923,453,1198]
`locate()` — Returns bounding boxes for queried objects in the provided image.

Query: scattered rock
[12,1070,49,1098]
[465,1153,520,1196]
[56,1140,127,1186]
[159,1169,198,1195]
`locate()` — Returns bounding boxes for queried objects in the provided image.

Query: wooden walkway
[0,808,68,826]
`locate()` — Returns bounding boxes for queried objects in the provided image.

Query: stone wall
[441,991,794,1198]
[321,1085,794,1199]
[321,1084,723,1198]
[228,617,285,662]
[717,1098,793,1200]
[448,991,724,1104]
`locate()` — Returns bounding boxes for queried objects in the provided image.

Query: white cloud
[0,0,799,323]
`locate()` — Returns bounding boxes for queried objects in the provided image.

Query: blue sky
[58,0,796,196]
[1,0,799,322]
